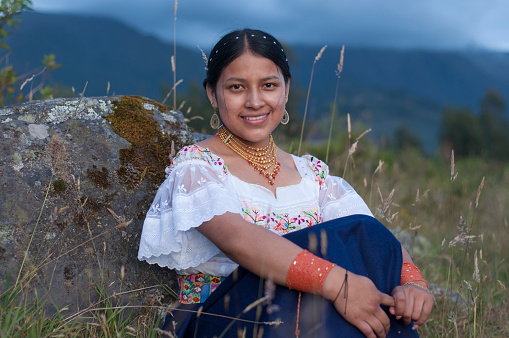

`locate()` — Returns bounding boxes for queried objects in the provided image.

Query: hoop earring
[210,109,221,129]
[281,110,290,125]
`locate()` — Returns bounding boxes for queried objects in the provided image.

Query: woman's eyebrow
[260,75,281,82]
[224,77,246,83]
[224,75,281,83]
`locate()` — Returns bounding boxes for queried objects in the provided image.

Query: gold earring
[210,108,221,129]
[281,110,289,125]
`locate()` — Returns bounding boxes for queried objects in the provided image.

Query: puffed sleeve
[320,176,373,221]
[137,146,243,270]
[302,155,373,221]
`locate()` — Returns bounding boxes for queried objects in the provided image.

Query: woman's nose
[245,89,265,109]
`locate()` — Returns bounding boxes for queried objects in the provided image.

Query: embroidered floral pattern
[242,207,323,235]
[165,145,228,177]
[242,207,268,226]
[303,155,328,186]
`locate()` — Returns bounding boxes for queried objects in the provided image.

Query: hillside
[5,11,509,151]
[5,11,206,101]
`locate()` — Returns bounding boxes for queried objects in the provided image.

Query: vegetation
[1,274,161,337]
[0,0,60,106]
[441,89,509,160]
[319,133,509,337]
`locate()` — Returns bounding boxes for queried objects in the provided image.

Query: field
[301,128,509,337]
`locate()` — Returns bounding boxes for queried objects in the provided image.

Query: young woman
[138,29,433,337]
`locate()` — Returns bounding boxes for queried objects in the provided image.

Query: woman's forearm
[197,212,303,286]
[198,212,353,301]
[401,245,413,263]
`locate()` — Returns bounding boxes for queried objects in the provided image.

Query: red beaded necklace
[218,126,281,185]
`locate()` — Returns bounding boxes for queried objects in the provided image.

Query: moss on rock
[105,96,190,188]
[86,166,111,190]
[53,179,68,192]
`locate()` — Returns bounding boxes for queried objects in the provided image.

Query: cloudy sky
[31,0,509,51]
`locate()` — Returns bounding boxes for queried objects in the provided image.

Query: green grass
[0,273,162,337]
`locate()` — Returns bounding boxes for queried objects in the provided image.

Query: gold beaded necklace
[217,126,281,185]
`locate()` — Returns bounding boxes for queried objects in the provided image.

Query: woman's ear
[206,84,218,109]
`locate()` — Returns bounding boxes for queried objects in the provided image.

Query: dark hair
[203,28,291,91]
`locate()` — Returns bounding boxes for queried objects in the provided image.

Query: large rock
[0,96,200,316]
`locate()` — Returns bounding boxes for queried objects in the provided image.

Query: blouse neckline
[190,145,310,200]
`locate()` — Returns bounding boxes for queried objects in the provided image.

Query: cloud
[31,0,509,51]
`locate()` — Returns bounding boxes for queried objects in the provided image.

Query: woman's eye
[231,84,242,90]
[264,83,276,89]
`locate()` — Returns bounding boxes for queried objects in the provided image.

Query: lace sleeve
[319,176,373,221]
[300,154,372,220]
[137,156,243,270]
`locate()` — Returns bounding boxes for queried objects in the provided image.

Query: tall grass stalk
[162,78,183,105]
[343,127,370,178]
[14,174,53,288]
[172,0,178,109]
[297,45,326,156]
[217,296,272,338]
[325,45,344,164]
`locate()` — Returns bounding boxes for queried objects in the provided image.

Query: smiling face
[207,50,289,148]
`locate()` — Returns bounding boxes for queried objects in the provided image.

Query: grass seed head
[475,176,485,208]
[336,45,345,76]
[374,160,384,175]
[320,229,328,257]
[356,128,372,141]
[473,250,480,283]
[197,45,208,69]
[348,141,358,156]
[171,56,176,73]
[347,113,351,137]
[315,45,327,62]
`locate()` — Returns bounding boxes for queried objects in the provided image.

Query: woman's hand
[323,267,395,338]
[390,283,434,328]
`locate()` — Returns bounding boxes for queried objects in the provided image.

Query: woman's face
[207,50,289,148]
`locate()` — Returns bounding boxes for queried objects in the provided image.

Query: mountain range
[5,11,509,152]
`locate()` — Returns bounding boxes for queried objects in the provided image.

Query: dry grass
[324,141,509,337]
[297,45,327,156]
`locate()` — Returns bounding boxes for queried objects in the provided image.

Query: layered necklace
[217,126,281,185]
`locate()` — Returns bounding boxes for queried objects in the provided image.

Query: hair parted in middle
[203,28,291,91]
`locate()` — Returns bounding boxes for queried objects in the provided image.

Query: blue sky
[31,0,509,51]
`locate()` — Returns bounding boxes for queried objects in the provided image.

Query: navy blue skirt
[169,215,419,337]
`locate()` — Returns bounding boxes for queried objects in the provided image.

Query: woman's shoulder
[296,154,329,185]
[166,144,228,176]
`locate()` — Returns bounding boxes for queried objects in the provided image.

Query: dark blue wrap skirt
[168,215,419,337]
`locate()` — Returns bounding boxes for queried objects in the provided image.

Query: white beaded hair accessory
[208,33,289,65]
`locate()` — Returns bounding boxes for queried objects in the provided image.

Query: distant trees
[440,89,509,160]
[394,125,422,151]
[0,0,60,106]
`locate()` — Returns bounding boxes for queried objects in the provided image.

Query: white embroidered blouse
[137,145,373,277]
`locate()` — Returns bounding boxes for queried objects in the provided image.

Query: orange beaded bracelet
[401,262,428,288]
[286,249,336,295]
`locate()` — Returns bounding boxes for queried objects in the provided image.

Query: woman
[138,29,433,337]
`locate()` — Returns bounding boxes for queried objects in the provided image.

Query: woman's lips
[242,113,269,121]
